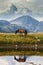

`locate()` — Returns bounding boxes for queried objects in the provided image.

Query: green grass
[0,50,43,56]
[0,33,43,44]
[0,33,43,55]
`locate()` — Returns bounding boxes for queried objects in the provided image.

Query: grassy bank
[0,50,43,56]
[0,33,43,44]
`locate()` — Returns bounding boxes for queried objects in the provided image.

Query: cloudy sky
[0,0,43,21]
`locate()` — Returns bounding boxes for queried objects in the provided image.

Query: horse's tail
[25,30,27,37]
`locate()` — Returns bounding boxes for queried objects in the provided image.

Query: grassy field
[0,33,43,55]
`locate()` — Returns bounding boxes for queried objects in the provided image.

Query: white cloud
[12,0,21,3]
[0,0,12,13]
[26,0,29,2]
[11,0,43,17]
[0,0,43,19]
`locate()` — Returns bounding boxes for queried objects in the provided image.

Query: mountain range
[0,15,43,33]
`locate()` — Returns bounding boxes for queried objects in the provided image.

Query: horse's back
[19,29,25,33]
[15,29,27,37]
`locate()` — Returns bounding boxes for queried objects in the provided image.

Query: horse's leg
[25,32,27,38]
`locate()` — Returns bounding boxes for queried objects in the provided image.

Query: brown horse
[15,29,27,37]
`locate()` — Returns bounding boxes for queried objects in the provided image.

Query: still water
[0,56,43,65]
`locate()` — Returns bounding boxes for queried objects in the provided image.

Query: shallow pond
[0,56,43,65]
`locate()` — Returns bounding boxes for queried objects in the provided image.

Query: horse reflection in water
[14,56,26,62]
[15,29,27,37]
